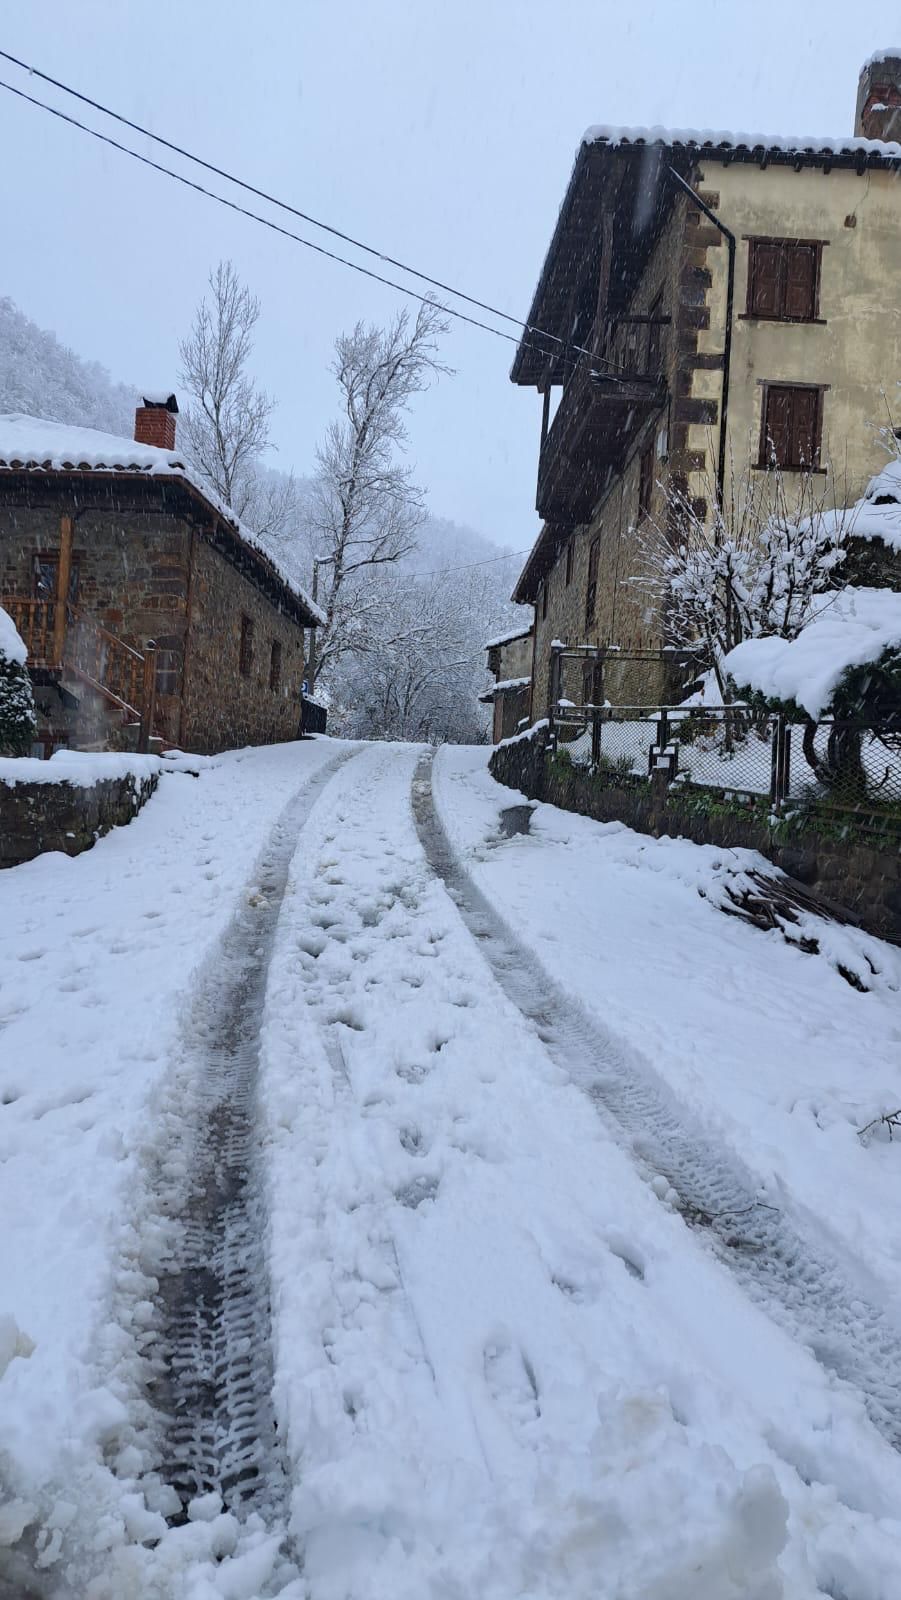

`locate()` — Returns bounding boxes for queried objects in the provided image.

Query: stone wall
[180,537,307,755]
[0,770,159,867]
[0,477,310,755]
[490,730,901,946]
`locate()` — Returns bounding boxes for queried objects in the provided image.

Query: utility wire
[0,54,633,379]
[408,548,529,580]
[0,75,540,354]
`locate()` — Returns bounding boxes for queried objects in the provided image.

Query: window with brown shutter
[585,537,600,627]
[746,239,824,322]
[269,639,282,692]
[758,384,824,470]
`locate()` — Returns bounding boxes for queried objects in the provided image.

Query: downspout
[667,166,735,511]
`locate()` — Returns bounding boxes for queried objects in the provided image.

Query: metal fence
[551,700,901,835]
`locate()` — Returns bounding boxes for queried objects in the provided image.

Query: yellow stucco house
[511,51,901,715]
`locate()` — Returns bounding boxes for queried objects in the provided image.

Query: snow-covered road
[2,738,901,1598]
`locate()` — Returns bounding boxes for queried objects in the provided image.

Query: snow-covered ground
[435,747,901,1307]
[3,737,901,1597]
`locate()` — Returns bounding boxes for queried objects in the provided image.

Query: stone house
[480,622,534,742]
[0,399,324,756]
[510,51,901,721]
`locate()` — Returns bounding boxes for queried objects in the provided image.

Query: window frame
[268,638,282,693]
[742,237,827,325]
[638,441,655,522]
[239,613,255,678]
[756,381,827,472]
[585,536,600,628]
[564,539,574,587]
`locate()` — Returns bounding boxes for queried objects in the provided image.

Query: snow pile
[0,748,163,789]
[723,587,901,716]
[0,605,27,667]
[845,458,901,552]
[0,413,325,624]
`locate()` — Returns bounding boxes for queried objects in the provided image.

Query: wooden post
[53,513,74,666]
[138,641,157,753]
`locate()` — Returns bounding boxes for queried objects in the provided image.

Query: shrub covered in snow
[0,607,36,757]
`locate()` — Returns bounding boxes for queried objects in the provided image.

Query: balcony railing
[5,595,158,749]
[537,317,669,524]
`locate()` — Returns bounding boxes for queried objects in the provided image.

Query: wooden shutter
[749,242,783,317]
[791,388,820,467]
[784,244,817,321]
[762,386,793,465]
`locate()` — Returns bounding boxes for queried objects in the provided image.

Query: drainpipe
[667,166,735,512]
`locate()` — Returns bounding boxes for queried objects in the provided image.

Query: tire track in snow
[144,747,363,1525]
[413,752,901,1455]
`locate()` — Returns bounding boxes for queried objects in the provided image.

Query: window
[154,634,181,697]
[541,581,548,620]
[32,553,79,604]
[746,239,823,322]
[638,442,655,521]
[758,384,824,470]
[269,638,282,692]
[585,537,600,627]
[564,540,574,587]
[239,614,254,677]
[647,292,665,374]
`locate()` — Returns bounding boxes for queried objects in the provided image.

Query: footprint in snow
[483,1334,541,1425]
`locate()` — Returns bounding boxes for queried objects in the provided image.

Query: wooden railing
[4,595,158,750]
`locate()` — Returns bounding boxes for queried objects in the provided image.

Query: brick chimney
[855,51,901,141]
[134,392,179,451]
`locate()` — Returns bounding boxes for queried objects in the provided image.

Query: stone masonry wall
[180,537,307,755]
[0,770,158,867]
[490,730,901,947]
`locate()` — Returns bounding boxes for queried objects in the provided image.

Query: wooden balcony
[5,595,158,750]
[536,346,667,524]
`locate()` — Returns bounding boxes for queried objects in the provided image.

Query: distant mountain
[0,297,136,435]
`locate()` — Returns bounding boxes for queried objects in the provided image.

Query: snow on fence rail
[551,701,901,832]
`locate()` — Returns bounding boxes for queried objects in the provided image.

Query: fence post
[547,645,562,753]
[770,714,790,813]
[138,640,157,753]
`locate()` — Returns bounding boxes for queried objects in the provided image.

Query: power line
[409,548,530,580]
[0,74,538,354]
[0,54,631,379]
[0,48,541,343]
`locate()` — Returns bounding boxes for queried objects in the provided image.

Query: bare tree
[638,459,850,700]
[179,261,296,539]
[307,302,450,683]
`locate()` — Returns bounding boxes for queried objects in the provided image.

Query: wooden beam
[53,512,73,666]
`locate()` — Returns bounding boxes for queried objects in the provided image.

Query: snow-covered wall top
[863,46,901,68]
[0,604,27,667]
[484,622,533,651]
[0,414,326,625]
[724,587,901,718]
[582,123,901,159]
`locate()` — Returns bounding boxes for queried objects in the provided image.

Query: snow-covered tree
[179,261,296,539]
[0,608,36,757]
[0,296,134,434]
[639,464,849,700]
[306,303,450,684]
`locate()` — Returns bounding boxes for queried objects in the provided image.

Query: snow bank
[0,413,325,624]
[0,748,163,789]
[724,587,901,717]
[0,605,27,667]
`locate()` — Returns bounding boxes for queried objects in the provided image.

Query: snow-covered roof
[484,622,533,651]
[0,414,326,626]
[724,587,901,717]
[583,123,901,160]
[481,676,531,702]
[0,604,27,667]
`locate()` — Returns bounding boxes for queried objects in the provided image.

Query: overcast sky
[0,1,889,551]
